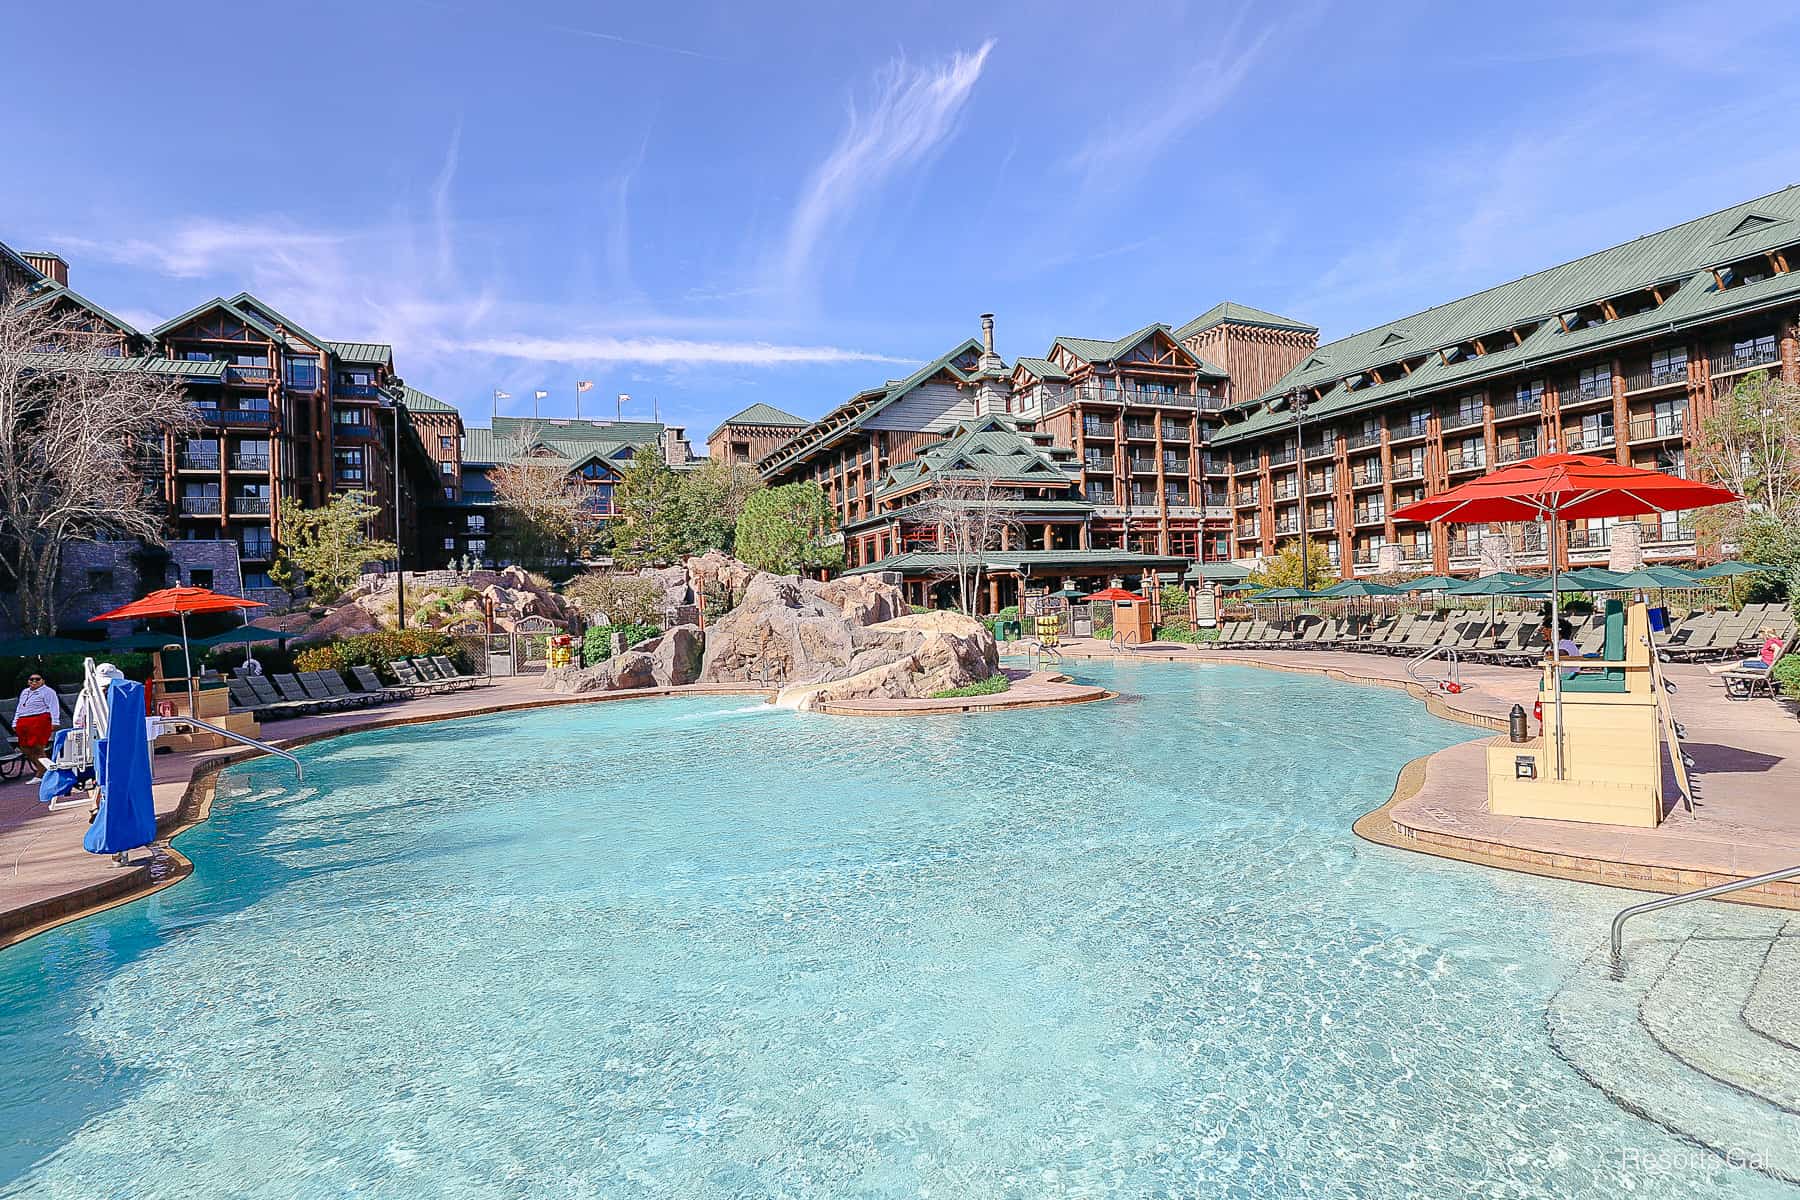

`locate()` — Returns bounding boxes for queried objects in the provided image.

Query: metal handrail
[173,715,305,783]
[1406,643,1461,690]
[1611,863,1800,968]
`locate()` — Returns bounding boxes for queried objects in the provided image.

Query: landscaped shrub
[1772,654,1800,697]
[293,630,473,681]
[1154,624,1218,644]
[1160,583,1189,614]
[564,573,663,625]
[930,674,1011,699]
[582,622,661,665]
[0,651,156,695]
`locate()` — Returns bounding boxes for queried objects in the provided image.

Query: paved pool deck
[1035,638,1800,907]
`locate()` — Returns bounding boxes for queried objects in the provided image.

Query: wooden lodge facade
[1209,187,1800,578]
[707,403,807,466]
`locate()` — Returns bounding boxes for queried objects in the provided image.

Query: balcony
[1129,491,1158,507]
[1084,457,1116,476]
[1390,461,1424,483]
[1164,491,1190,506]
[1710,338,1780,379]
[1162,454,1189,473]
[1124,424,1158,440]
[1311,515,1337,532]
[1566,526,1610,552]
[1304,475,1335,496]
[1639,518,1695,545]
[1399,548,1432,567]
[1202,490,1230,508]
[1238,527,1261,541]
[1081,420,1112,439]
[334,422,379,442]
[1042,382,1206,410]
[1350,466,1382,488]
[1343,429,1381,452]
[1628,412,1686,442]
[1234,490,1261,508]
[179,495,221,516]
[230,496,272,516]
[1625,360,1689,392]
[1129,456,1158,474]
[1564,427,1616,453]
[1234,458,1258,475]
[229,454,271,473]
[240,537,274,561]
[195,406,273,429]
[1085,489,1116,506]
[1447,538,1483,560]
[1353,508,1385,527]
[1272,518,1299,536]
[225,363,273,386]
[1495,438,1538,465]
[1271,448,1300,468]
[177,452,221,471]
[1443,408,1484,432]
[1271,484,1298,502]
[1445,449,1487,473]
[335,382,382,399]
[1492,393,1545,420]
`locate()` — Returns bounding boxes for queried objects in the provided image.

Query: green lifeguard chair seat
[1560,599,1628,693]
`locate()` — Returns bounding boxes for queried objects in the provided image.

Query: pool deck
[1036,639,1800,907]
[0,676,774,949]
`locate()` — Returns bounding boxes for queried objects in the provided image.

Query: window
[334,406,371,428]
[86,569,114,592]
[334,446,366,483]
[441,461,456,476]
[440,435,455,451]
[579,462,611,480]
[189,568,214,589]
[243,571,273,590]
[467,515,486,533]
[443,537,457,551]
[285,357,319,390]
[444,486,456,500]
[1650,347,1687,384]
[732,440,751,458]
[467,539,488,558]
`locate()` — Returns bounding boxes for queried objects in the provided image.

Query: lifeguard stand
[1113,598,1154,645]
[1485,599,1680,828]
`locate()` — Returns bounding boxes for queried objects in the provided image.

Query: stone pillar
[1607,520,1645,573]
[1376,543,1404,575]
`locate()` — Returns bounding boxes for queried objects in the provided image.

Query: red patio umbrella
[1082,586,1144,603]
[1394,451,1735,778]
[90,586,266,706]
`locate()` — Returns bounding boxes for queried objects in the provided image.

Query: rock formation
[774,610,998,711]
[698,572,908,684]
[546,624,703,694]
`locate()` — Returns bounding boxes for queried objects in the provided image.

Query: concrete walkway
[1035,638,1800,905]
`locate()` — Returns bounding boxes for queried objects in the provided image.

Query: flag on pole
[534,388,548,417]
[577,380,594,392]
[492,388,510,419]
[618,392,629,420]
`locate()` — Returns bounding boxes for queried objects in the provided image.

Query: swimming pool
[0,660,1790,1198]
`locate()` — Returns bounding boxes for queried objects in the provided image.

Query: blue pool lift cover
[83,679,157,856]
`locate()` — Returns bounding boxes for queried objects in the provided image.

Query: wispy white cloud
[452,333,910,367]
[1064,8,1285,185]
[780,39,996,293]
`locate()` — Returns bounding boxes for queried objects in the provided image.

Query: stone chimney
[23,251,68,286]
[973,312,1013,417]
[1606,520,1645,573]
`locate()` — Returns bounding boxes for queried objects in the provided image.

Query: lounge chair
[390,659,452,693]
[1389,614,1443,655]
[413,657,477,690]
[1658,610,1722,660]
[272,673,328,710]
[1714,630,1797,699]
[429,655,487,688]
[352,664,416,700]
[309,669,381,708]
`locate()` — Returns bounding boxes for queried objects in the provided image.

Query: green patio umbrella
[1693,560,1778,579]
[1399,574,1460,592]
[1507,574,1603,595]
[1316,579,1402,597]
[1444,575,1531,596]
[0,635,110,656]
[1248,586,1322,601]
[1562,567,1633,590]
[194,626,296,647]
[1609,566,1701,590]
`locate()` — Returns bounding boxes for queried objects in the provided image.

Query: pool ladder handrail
[1610,862,1800,969]
[1406,643,1461,691]
[168,715,304,783]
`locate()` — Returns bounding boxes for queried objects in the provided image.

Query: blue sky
[6,0,1800,439]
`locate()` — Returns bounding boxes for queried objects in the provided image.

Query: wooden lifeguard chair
[1485,599,1688,828]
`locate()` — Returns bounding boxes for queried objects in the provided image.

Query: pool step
[1743,920,1800,1051]
[1640,932,1800,1112]
[1547,935,1800,1183]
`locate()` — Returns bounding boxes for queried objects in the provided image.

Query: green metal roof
[397,384,458,415]
[325,340,394,367]
[874,415,1079,500]
[226,292,333,355]
[16,281,146,342]
[492,415,665,443]
[1014,356,1069,381]
[844,548,1189,577]
[1223,184,1800,443]
[464,418,664,472]
[1049,322,1228,378]
[0,241,44,283]
[841,497,1094,532]
[1174,301,1317,340]
[716,402,807,428]
[18,352,227,377]
[152,296,287,344]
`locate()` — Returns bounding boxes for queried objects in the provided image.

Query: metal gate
[443,619,500,679]
[513,615,558,673]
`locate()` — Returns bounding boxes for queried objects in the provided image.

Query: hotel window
[440,461,456,476]
[1650,347,1687,384]
[189,568,214,590]
[334,446,366,483]
[1575,365,1609,402]
[443,537,457,551]
[440,435,455,451]
[285,356,319,390]
[334,406,371,428]
[579,462,610,480]
[244,571,273,590]
[467,539,488,558]
[468,515,487,533]
[444,486,456,500]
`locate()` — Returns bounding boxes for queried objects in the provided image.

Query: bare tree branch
[913,475,1024,615]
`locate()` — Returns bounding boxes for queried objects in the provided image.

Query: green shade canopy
[194,626,296,648]
[1248,586,1322,601]
[1610,566,1702,589]
[1399,575,1460,592]
[0,635,111,656]
[1694,560,1779,578]
[1445,575,1534,596]
[1316,579,1403,597]
[1507,574,1605,595]
[1560,567,1633,590]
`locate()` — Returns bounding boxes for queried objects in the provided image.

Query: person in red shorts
[7,672,62,780]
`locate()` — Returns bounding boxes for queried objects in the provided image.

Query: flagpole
[575,382,580,420]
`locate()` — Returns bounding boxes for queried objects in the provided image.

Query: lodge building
[706,403,808,465]
[1209,187,1800,578]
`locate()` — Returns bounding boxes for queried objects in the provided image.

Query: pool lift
[46,657,302,817]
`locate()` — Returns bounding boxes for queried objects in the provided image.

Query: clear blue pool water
[0,660,1791,1198]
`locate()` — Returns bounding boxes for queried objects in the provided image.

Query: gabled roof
[152,296,287,343]
[398,384,459,416]
[759,338,991,475]
[225,292,332,355]
[326,340,394,367]
[0,241,45,284]
[1050,322,1228,378]
[464,417,664,472]
[1014,356,1069,382]
[16,281,146,342]
[874,414,1081,500]
[1242,182,1800,420]
[492,415,664,443]
[717,402,807,428]
[842,548,1188,577]
[1174,301,1317,340]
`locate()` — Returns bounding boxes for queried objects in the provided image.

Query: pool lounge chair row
[1209,611,1596,667]
[226,658,485,720]
[1657,602,1796,662]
